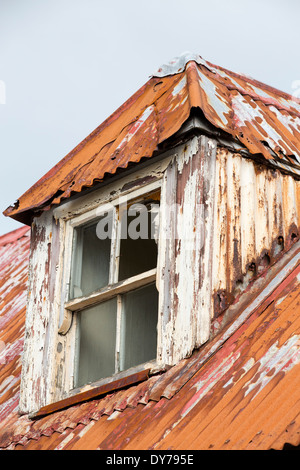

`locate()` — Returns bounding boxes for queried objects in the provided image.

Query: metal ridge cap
[151,51,217,78]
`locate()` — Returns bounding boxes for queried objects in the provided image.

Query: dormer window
[12,128,300,418]
[17,137,218,416]
[65,190,160,388]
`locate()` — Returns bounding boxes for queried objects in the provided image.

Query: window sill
[29,360,162,420]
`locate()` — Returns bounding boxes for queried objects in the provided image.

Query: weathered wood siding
[212,148,300,318]
[157,136,216,365]
[19,212,63,413]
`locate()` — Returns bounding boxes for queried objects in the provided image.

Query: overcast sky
[0,0,300,235]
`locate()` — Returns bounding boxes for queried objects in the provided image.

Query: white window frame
[59,179,162,391]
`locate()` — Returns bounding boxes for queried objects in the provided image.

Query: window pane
[118,202,159,281]
[75,297,117,388]
[70,214,112,299]
[120,284,158,371]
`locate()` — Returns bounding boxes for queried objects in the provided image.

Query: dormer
[4,53,300,416]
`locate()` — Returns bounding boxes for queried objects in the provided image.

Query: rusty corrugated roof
[0,226,30,433]
[1,229,300,450]
[4,53,300,224]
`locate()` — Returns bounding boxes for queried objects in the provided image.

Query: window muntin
[68,190,160,388]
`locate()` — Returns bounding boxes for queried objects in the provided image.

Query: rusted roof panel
[2,233,300,450]
[4,53,300,224]
[0,227,30,436]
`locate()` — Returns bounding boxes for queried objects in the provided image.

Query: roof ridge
[152,52,215,77]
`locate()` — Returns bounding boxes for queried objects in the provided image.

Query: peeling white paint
[115,105,155,150]
[244,335,300,400]
[157,136,216,365]
[172,76,187,96]
[212,148,300,305]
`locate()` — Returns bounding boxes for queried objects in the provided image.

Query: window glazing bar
[65,268,157,312]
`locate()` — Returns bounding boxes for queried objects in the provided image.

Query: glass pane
[118,201,159,281]
[70,214,112,299]
[120,284,158,371]
[75,297,117,388]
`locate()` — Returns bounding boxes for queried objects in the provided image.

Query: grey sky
[1,0,299,235]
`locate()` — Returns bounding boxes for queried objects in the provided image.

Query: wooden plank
[172,137,201,360]
[30,368,151,419]
[240,158,256,272]
[212,149,228,294]
[282,174,298,243]
[255,168,270,257]
[19,211,54,414]
[226,152,242,292]
[157,136,217,365]
[156,154,177,365]
[267,170,284,258]
[197,136,217,338]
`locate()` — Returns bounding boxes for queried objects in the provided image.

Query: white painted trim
[59,179,162,394]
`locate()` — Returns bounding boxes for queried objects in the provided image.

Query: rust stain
[0,227,30,431]
[211,148,300,320]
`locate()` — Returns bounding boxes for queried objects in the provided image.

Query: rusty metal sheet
[0,227,30,447]
[4,53,300,224]
[154,272,300,450]
[2,231,300,449]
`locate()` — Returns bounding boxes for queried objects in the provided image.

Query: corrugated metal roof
[1,229,300,450]
[4,53,300,224]
[0,226,30,435]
